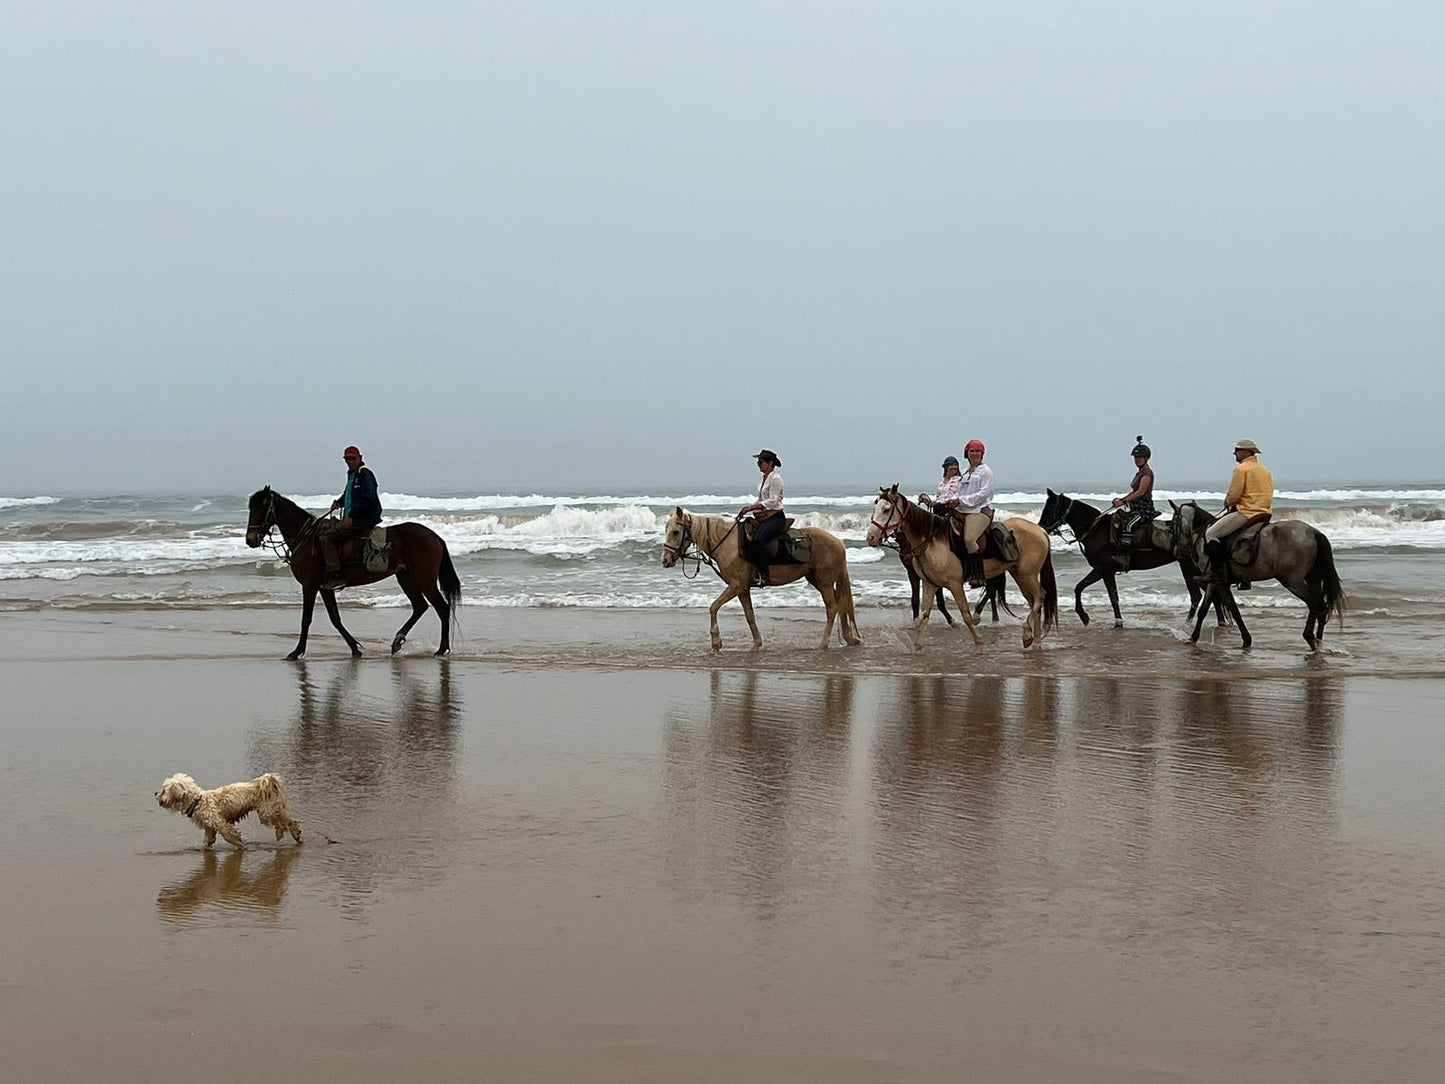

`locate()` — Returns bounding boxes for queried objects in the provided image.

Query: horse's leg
[936,588,955,627]
[287,586,319,660]
[1221,589,1251,649]
[390,570,429,655]
[737,588,764,649]
[814,578,838,650]
[1012,570,1040,649]
[1189,585,1214,643]
[709,584,740,651]
[1073,568,1104,626]
[912,580,936,653]
[416,573,454,656]
[320,588,363,657]
[1103,572,1123,629]
[1183,565,1202,621]
[908,566,921,620]
[1282,577,1321,652]
[945,581,984,648]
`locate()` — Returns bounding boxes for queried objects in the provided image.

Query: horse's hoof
[391,637,405,654]
[1114,620,1124,629]
[286,651,305,661]
[434,647,450,657]
[1077,612,1090,627]
[350,648,363,658]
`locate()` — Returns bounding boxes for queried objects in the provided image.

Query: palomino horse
[661,508,861,651]
[1040,489,1223,629]
[1169,500,1345,651]
[867,485,1058,652]
[246,487,461,659]
[894,543,1012,625]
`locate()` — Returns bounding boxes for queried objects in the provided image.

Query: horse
[1040,489,1223,629]
[1168,500,1345,651]
[866,486,1058,652]
[245,487,462,659]
[661,507,862,651]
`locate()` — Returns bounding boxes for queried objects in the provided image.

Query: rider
[1203,438,1274,585]
[1111,436,1157,569]
[739,449,785,586]
[320,445,383,589]
[955,438,995,588]
[920,455,965,519]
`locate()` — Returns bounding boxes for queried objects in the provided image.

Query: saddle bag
[987,525,1020,563]
[362,526,392,572]
[1228,521,1268,569]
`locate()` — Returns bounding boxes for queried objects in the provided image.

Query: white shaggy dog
[155,772,303,849]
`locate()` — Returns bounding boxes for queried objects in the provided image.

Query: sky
[4,1,1442,494]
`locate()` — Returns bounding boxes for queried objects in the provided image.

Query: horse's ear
[1168,499,1178,512]
[1047,488,1055,498]
[674,505,683,517]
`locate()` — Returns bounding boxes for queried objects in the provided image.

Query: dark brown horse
[1040,489,1222,629]
[245,487,461,659]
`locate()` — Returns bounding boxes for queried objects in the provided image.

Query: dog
[155,772,303,849]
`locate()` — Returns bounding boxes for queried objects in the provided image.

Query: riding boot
[319,535,346,590]
[1119,537,1132,572]
[965,552,985,589]
[755,564,770,588]
[1204,539,1230,588]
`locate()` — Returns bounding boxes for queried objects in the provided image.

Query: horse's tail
[1311,530,1346,627]
[836,565,860,644]
[439,540,463,635]
[1040,553,1059,631]
[989,573,1018,619]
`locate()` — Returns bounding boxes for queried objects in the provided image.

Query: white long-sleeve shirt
[955,464,995,513]
[757,471,784,512]
[934,474,967,504]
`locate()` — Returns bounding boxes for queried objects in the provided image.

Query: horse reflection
[156,847,301,924]
[661,670,857,916]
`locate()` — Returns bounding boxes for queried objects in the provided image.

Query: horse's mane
[895,493,947,540]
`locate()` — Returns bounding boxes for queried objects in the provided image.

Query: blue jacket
[339,463,382,529]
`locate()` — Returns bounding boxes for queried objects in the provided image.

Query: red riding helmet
[963,439,985,455]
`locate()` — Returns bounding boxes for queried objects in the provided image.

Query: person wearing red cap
[954,438,994,587]
[320,445,383,589]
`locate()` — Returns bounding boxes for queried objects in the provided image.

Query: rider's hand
[330,500,341,511]
[1112,498,1124,507]
[341,516,353,528]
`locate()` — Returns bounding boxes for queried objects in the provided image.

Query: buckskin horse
[1040,489,1223,629]
[1169,499,1345,651]
[245,487,461,658]
[867,485,1057,652]
[661,507,862,651]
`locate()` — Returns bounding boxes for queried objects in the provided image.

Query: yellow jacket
[1224,457,1274,518]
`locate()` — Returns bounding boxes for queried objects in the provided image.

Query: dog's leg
[218,824,245,849]
[203,828,217,848]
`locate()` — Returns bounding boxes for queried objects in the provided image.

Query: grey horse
[1169,500,1345,651]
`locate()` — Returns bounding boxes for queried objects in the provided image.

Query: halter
[870,490,906,541]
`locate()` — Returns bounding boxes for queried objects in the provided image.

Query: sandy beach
[3,605,1444,1082]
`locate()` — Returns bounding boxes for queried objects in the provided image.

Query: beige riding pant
[1204,510,1249,545]
[960,512,990,554]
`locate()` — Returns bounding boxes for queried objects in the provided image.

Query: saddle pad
[1229,522,1266,568]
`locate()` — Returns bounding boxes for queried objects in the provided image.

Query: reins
[249,492,333,565]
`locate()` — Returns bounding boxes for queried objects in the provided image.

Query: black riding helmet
[1131,435,1151,459]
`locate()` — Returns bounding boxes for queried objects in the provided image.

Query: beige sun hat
[1234,438,1261,452]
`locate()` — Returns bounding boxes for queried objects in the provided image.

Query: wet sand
[3,608,1444,1082]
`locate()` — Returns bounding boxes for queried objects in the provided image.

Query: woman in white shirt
[740,449,786,585]
[921,455,965,514]
[955,439,995,586]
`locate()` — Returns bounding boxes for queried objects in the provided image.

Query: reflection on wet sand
[662,670,857,917]
[156,846,301,925]
[240,659,466,919]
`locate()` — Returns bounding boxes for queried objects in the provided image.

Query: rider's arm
[1223,465,1245,511]
[758,473,784,511]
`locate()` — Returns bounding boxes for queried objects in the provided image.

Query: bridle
[246,489,324,565]
[869,490,906,543]
[664,512,740,580]
[1043,493,1110,551]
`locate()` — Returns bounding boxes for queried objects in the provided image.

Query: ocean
[3,483,1441,630]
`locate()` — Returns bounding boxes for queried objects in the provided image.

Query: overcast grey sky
[4,2,1442,494]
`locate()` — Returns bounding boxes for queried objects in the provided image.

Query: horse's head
[866,485,904,547]
[1039,489,1068,534]
[245,487,276,548]
[1168,500,1210,559]
[661,506,691,568]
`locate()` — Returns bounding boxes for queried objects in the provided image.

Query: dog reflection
[156,847,301,923]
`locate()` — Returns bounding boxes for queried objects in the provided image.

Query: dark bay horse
[1040,489,1221,628]
[246,487,461,659]
[1169,500,1345,651]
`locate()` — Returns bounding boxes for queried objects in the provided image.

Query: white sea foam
[0,496,61,509]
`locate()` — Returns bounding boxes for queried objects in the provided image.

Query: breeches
[960,512,990,554]
[1204,511,1249,545]
[751,514,786,558]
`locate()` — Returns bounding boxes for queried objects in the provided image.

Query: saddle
[740,516,812,566]
[1226,515,1271,569]
[321,524,392,573]
[1111,512,1169,552]
[946,518,1019,564]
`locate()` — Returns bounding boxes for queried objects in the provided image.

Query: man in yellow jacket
[1203,438,1274,583]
